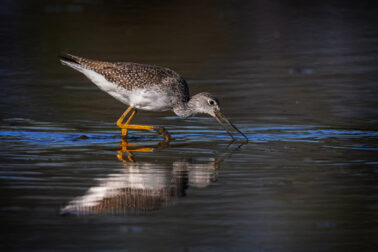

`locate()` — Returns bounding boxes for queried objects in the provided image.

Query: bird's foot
[118,123,173,142]
[153,126,174,142]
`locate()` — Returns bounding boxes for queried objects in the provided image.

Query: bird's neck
[173,97,198,118]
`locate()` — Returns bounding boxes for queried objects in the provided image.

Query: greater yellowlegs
[60,54,247,141]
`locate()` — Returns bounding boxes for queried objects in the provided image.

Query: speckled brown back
[61,54,190,104]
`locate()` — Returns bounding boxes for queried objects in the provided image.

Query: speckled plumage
[60,54,190,109]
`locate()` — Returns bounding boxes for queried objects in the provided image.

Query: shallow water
[1,1,378,251]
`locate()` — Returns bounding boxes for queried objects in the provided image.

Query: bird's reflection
[61,138,238,215]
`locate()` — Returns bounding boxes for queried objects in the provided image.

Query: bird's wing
[60,53,182,90]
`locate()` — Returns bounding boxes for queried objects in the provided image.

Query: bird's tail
[59,53,87,72]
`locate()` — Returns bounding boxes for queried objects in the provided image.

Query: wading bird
[60,54,247,141]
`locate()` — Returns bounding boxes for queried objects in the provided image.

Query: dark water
[1,1,378,251]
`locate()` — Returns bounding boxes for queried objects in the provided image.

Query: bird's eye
[209,100,215,106]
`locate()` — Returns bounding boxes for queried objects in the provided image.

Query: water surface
[1,1,378,251]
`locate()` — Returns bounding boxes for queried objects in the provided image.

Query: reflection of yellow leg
[116,106,173,141]
[117,138,154,162]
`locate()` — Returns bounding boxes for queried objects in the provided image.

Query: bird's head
[189,92,248,141]
[189,92,220,117]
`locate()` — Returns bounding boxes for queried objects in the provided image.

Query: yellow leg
[125,124,172,142]
[116,106,173,141]
[116,106,135,136]
[121,110,137,136]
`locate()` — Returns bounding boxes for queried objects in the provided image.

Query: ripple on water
[1,121,378,147]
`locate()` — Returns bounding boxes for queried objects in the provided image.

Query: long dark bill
[214,110,248,141]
